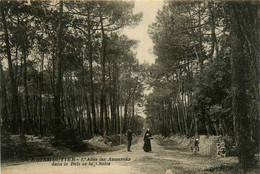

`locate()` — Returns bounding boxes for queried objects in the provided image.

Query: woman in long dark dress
[143,128,152,152]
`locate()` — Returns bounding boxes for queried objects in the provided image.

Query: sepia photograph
[0,0,259,173]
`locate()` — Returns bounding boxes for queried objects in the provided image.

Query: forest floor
[2,135,259,174]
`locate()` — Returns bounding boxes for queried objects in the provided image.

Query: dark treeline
[0,1,145,140]
[146,1,259,171]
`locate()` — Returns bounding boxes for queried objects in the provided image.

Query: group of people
[126,126,200,154]
[126,126,153,152]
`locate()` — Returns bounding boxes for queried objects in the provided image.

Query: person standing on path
[194,138,199,155]
[126,126,132,152]
[143,128,152,152]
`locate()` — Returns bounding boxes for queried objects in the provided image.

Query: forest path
[1,136,237,174]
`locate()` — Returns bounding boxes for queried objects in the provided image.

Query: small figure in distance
[143,128,153,152]
[126,126,132,152]
[194,138,199,155]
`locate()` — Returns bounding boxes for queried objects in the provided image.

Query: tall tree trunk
[119,87,123,143]
[180,74,188,135]
[22,46,30,125]
[39,52,44,136]
[116,84,121,134]
[1,4,25,141]
[131,97,135,132]
[87,9,97,135]
[99,15,107,136]
[198,3,204,70]
[213,121,219,136]
[109,59,117,135]
[109,89,115,135]
[170,101,178,133]
[208,1,218,61]
[53,1,64,134]
[229,2,258,171]
[116,64,121,134]
[85,91,92,136]
[104,91,109,136]
[175,72,183,134]
[0,62,9,129]
[123,100,129,133]
[82,53,92,136]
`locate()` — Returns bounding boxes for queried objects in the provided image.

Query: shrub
[51,128,88,152]
[159,124,170,137]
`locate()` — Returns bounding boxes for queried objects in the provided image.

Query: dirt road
[1,137,238,174]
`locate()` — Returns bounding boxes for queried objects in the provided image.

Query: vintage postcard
[1,0,259,173]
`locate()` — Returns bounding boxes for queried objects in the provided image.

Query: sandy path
[2,138,150,174]
[1,137,237,174]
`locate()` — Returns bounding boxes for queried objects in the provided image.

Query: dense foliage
[147,1,259,171]
[0,1,144,140]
